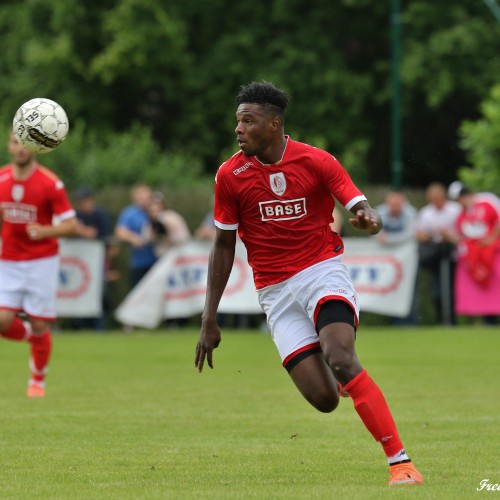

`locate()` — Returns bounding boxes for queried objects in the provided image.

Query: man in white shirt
[415,182,461,325]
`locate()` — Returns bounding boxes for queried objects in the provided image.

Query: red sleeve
[319,153,364,208]
[213,168,239,228]
[51,179,75,220]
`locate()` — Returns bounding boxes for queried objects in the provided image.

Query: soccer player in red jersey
[0,132,77,397]
[195,82,423,486]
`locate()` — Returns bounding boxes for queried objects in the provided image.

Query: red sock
[1,317,31,341]
[344,369,404,457]
[29,331,52,383]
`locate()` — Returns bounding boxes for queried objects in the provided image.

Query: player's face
[235,104,275,157]
[8,132,35,167]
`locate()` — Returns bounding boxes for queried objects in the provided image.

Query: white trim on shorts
[257,256,359,369]
[0,255,60,320]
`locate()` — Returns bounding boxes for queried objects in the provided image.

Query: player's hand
[195,321,221,372]
[26,224,46,240]
[349,209,382,235]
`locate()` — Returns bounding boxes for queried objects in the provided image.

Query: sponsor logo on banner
[58,256,91,299]
[344,255,403,294]
[269,172,286,195]
[164,255,248,300]
[259,198,307,221]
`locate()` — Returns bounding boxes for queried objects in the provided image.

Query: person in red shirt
[451,183,500,323]
[0,132,77,397]
[195,82,423,486]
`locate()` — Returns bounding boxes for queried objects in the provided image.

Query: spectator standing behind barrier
[73,186,115,330]
[375,191,416,246]
[449,182,500,325]
[115,184,157,289]
[148,191,191,258]
[195,197,217,241]
[415,182,461,325]
[375,191,418,325]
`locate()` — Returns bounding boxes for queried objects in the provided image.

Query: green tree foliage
[401,2,500,185]
[1,0,499,189]
[458,85,500,194]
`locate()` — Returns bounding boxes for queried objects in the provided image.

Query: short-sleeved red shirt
[0,163,75,261]
[214,137,366,289]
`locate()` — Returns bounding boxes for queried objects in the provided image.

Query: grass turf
[0,326,499,499]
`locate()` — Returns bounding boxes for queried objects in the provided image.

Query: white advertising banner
[115,238,418,329]
[115,240,260,329]
[343,238,418,318]
[56,239,105,317]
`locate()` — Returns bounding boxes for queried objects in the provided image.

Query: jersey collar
[255,136,290,167]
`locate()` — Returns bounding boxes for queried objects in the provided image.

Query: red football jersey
[214,137,366,289]
[456,198,499,243]
[0,163,75,261]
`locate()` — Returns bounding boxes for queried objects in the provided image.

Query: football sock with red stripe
[0,317,31,341]
[344,369,405,458]
[29,330,52,383]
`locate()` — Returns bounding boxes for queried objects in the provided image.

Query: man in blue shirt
[115,183,157,288]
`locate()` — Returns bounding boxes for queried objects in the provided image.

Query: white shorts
[257,256,359,369]
[0,256,60,320]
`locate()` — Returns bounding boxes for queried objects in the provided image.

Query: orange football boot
[27,382,46,398]
[389,462,423,486]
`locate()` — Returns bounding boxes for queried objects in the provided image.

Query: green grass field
[1,326,499,499]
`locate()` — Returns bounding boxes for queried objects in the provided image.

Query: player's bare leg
[288,353,340,413]
[317,320,423,485]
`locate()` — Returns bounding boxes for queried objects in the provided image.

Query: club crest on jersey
[11,184,24,202]
[269,173,286,196]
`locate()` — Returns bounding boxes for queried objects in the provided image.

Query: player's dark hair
[236,81,289,118]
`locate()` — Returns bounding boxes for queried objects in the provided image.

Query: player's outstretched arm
[348,200,383,235]
[26,216,78,240]
[195,228,237,372]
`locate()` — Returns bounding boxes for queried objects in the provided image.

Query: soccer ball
[12,98,69,154]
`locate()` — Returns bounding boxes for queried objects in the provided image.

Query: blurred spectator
[115,184,157,289]
[415,182,462,325]
[375,191,416,246]
[148,191,191,328]
[73,187,115,330]
[375,191,418,325]
[74,186,111,242]
[449,182,500,325]
[148,191,191,258]
[195,196,216,241]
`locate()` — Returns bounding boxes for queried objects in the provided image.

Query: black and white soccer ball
[13,98,69,154]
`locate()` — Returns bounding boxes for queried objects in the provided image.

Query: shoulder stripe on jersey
[215,220,238,230]
[38,165,62,184]
[345,195,367,211]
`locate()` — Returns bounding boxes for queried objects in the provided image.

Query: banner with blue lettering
[115,238,418,329]
[57,239,105,317]
[343,238,418,317]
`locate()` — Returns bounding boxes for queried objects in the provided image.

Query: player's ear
[269,115,281,131]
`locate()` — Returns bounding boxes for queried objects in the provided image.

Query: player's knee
[0,312,14,333]
[325,350,357,379]
[309,389,339,413]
